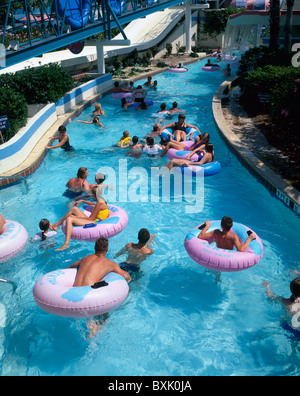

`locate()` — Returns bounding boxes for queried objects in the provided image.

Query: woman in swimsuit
[160,133,210,157]
[46,125,74,151]
[50,186,109,251]
[159,143,214,174]
[160,114,200,142]
[64,167,91,198]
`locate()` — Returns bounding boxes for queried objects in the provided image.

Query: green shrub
[0,64,74,104]
[165,43,172,55]
[0,87,28,142]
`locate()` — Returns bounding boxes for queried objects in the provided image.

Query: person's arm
[120,140,131,149]
[82,180,90,193]
[197,221,215,240]
[75,199,96,207]
[46,135,68,149]
[114,243,130,258]
[76,120,93,124]
[262,282,288,304]
[234,233,256,252]
[68,259,81,269]
[186,123,200,133]
[112,262,132,282]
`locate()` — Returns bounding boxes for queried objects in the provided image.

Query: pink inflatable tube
[166,141,198,161]
[33,268,129,318]
[111,92,132,99]
[184,220,264,272]
[61,204,128,242]
[0,220,28,263]
[168,67,188,73]
[202,66,220,72]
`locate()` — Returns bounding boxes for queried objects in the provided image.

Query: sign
[0,116,9,131]
[258,93,271,103]
[67,41,85,55]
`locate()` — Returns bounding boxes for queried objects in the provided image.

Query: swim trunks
[120,262,140,272]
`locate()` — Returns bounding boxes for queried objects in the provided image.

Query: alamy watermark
[291,43,300,68]
[97,159,205,214]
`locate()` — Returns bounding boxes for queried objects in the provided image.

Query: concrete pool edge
[212,79,300,215]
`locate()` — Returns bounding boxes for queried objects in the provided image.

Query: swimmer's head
[178,114,186,121]
[132,136,139,144]
[221,216,233,232]
[123,130,130,137]
[138,228,150,244]
[290,278,300,300]
[95,103,101,110]
[153,124,160,132]
[39,219,50,241]
[114,81,119,87]
[172,101,178,108]
[58,125,66,134]
[178,63,182,67]
[77,167,88,179]
[202,133,210,143]
[95,172,106,184]
[160,137,168,146]
[95,237,109,253]
[146,136,154,146]
[160,103,166,110]
[39,219,50,232]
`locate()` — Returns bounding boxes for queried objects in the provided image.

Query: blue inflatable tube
[160,127,200,142]
[175,161,221,177]
[57,0,90,30]
[132,100,153,108]
[110,0,126,15]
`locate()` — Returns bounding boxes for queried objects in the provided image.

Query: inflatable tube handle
[83,223,97,229]
[91,281,109,289]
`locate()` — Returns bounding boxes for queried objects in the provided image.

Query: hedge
[0,64,75,143]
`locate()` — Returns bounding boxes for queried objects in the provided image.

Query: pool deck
[1,59,299,215]
[212,78,300,214]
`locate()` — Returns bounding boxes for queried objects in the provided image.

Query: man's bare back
[70,253,131,287]
[213,229,237,250]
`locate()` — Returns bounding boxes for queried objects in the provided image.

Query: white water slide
[103,8,185,57]
[1,8,185,74]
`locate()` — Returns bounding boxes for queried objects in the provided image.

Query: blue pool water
[0,59,299,376]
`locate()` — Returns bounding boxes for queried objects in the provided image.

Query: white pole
[185,0,192,53]
[96,42,105,74]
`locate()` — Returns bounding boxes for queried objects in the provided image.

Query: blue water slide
[57,0,90,30]
[109,0,126,16]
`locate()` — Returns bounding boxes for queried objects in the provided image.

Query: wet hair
[132,136,139,145]
[114,81,119,87]
[152,124,160,132]
[160,103,167,111]
[290,278,300,302]
[95,103,101,110]
[139,100,148,110]
[160,137,168,146]
[95,237,109,253]
[201,133,210,143]
[121,98,127,107]
[221,216,233,232]
[137,85,142,89]
[39,219,50,241]
[146,136,154,146]
[178,114,186,120]
[205,143,214,161]
[123,130,130,138]
[138,228,150,244]
[58,125,66,133]
[172,101,178,108]
[77,167,87,179]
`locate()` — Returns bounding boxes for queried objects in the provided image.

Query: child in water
[32,219,57,241]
